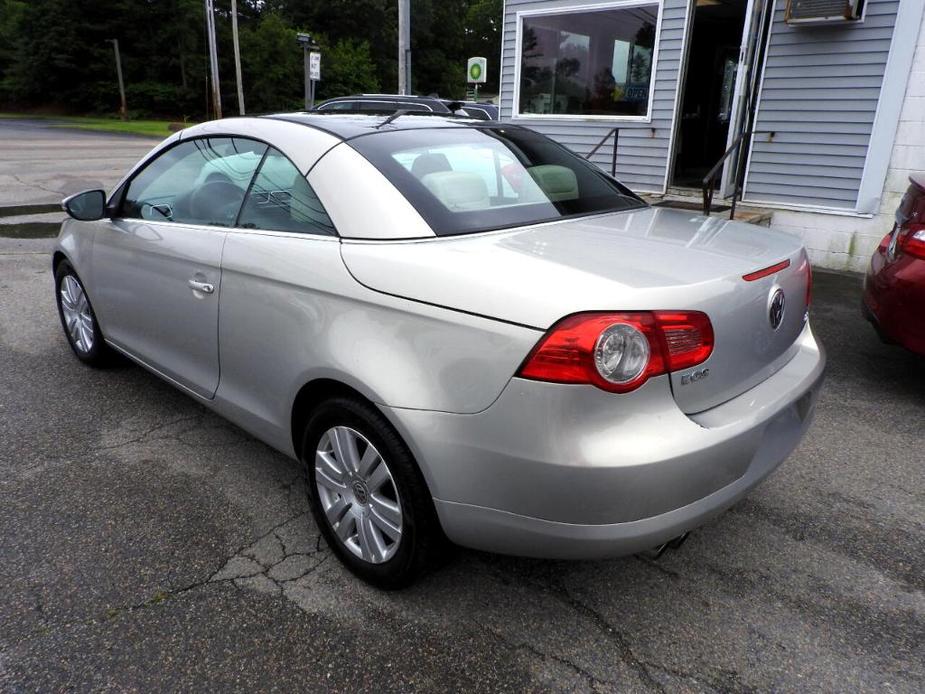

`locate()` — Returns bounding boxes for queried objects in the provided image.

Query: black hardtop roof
[263,112,500,140]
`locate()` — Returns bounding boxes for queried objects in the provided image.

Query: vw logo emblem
[769,288,785,330]
[352,480,369,506]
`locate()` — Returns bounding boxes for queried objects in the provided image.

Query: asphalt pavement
[0,121,923,692]
[0,118,159,207]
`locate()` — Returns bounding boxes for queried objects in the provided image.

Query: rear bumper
[863,249,925,355]
[433,430,794,559]
[382,323,825,559]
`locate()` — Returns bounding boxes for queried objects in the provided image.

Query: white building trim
[855,0,925,215]
[511,0,665,123]
[662,0,694,193]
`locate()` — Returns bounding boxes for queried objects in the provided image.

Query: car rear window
[348,126,644,236]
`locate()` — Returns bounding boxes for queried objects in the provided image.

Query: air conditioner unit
[785,0,864,24]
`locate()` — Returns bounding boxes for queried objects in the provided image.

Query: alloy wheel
[59,275,95,353]
[315,426,403,564]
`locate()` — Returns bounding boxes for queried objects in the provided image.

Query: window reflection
[519,6,659,118]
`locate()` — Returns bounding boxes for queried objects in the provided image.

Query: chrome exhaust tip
[640,531,690,560]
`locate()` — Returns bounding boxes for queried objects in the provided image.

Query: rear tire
[301,396,445,589]
[54,261,116,367]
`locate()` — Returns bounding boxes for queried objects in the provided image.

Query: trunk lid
[341,207,811,413]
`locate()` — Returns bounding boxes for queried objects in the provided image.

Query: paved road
[0,119,159,207]
[0,235,923,692]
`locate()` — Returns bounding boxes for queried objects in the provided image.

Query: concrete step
[0,211,64,239]
[666,186,701,198]
[0,203,61,218]
[641,193,773,227]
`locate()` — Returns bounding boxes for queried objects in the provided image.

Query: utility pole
[204,0,222,119]
[303,44,311,110]
[230,0,245,115]
[106,39,127,121]
[398,0,410,95]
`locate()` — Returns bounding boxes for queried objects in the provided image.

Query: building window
[516,2,660,120]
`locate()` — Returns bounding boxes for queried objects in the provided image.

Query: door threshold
[652,199,731,213]
[641,193,772,226]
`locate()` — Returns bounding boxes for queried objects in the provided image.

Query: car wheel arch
[290,378,381,460]
[52,251,68,274]
[289,377,440,500]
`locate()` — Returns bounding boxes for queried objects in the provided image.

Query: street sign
[467,56,487,84]
[309,52,321,81]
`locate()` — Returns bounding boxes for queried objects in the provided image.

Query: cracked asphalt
[0,119,158,207]
[1,232,923,692]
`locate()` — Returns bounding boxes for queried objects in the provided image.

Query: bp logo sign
[467,57,487,84]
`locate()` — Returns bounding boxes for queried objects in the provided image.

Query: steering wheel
[188,179,244,225]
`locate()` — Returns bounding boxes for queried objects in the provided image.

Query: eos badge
[681,368,709,386]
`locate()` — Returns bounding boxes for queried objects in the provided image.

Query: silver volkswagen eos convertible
[54,114,825,587]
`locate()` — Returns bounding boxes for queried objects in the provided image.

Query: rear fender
[212,232,542,459]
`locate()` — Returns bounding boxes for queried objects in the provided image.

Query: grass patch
[0,112,187,138]
[53,117,177,138]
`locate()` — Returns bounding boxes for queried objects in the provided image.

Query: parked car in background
[314,94,499,121]
[54,113,823,588]
[314,94,453,114]
[863,174,925,356]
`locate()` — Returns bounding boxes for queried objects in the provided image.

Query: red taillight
[900,224,925,259]
[800,254,813,309]
[654,311,714,371]
[517,310,713,393]
[878,232,892,253]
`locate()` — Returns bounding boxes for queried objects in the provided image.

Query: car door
[216,145,342,446]
[92,136,266,398]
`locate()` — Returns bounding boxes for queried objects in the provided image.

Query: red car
[863,174,925,355]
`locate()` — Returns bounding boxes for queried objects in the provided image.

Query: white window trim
[661,0,693,192]
[511,0,665,124]
[739,0,775,210]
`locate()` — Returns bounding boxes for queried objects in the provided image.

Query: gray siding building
[498,0,925,270]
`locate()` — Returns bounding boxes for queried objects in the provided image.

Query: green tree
[0,1,27,80]
[315,38,380,101]
[0,0,506,116]
[239,12,303,113]
[410,0,469,98]
[279,0,397,92]
[3,0,99,107]
[464,0,503,94]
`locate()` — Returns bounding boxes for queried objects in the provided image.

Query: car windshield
[348,125,645,236]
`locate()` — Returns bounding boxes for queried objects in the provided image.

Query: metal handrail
[702,129,750,218]
[702,128,773,219]
[585,128,620,177]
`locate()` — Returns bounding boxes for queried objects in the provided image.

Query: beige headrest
[421,171,490,211]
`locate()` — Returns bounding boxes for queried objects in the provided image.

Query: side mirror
[62,189,106,221]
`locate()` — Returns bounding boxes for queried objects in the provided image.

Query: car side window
[320,101,355,111]
[121,137,266,226]
[236,147,336,236]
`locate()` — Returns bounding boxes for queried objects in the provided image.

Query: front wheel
[302,397,445,589]
[54,261,115,367]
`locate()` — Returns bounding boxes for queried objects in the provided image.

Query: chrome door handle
[188,279,215,294]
